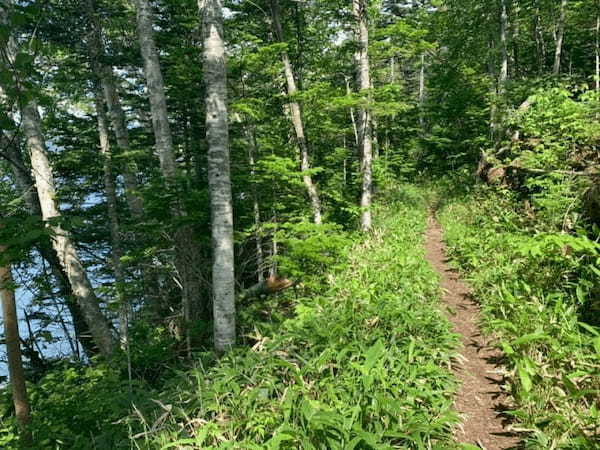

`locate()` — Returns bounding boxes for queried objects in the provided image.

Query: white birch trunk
[345,76,360,149]
[85,0,144,218]
[133,0,177,179]
[596,12,599,93]
[553,0,567,75]
[21,103,117,357]
[94,93,128,351]
[353,0,373,232]
[0,2,116,357]
[270,0,322,225]
[133,0,205,351]
[419,53,426,132]
[200,0,236,352]
[499,0,509,98]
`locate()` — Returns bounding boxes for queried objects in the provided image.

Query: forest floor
[424,215,521,450]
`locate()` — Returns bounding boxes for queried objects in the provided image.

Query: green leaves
[439,182,600,448]
[132,188,457,448]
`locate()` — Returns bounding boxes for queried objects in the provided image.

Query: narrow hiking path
[424,216,521,450]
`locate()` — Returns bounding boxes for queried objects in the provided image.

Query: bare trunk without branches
[270,0,323,225]
[94,93,129,355]
[22,103,117,357]
[353,0,373,232]
[2,132,97,357]
[200,0,236,352]
[84,0,144,218]
[133,0,177,179]
[0,2,116,357]
[553,0,567,75]
[133,0,205,353]
[0,246,32,444]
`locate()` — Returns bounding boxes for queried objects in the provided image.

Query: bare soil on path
[424,216,521,450]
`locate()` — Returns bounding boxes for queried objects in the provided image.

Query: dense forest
[0,0,599,448]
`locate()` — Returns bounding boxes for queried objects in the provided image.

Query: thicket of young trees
[1,0,599,447]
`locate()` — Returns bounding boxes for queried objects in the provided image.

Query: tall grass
[439,186,600,448]
[132,186,458,449]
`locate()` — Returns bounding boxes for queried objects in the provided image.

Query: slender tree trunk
[509,0,520,74]
[94,93,129,353]
[270,0,323,225]
[594,13,600,94]
[0,3,116,357]
[499,0,509,99]
[133,0,205,350]
[84,0,144,218]
[418,53,426,132]
[3,134,98,357]
[553,0,567,75]
[345,76,360,149]
[132,0,177,179]
[0,245,32,444]
[534,3,544,73]
[246,126,264,283]
[21,103,117,357]
[353,0,373,232]
[200,0,236,352]
[492,0,509,149]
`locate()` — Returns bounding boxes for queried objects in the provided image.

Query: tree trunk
[0,2,116,358]
[353,0,373,232]
[345,76,360,149]
[553,0,567,75]
[200,0,236,352]
[534,2,545,74]
[133,0,205,350]
[94,92,128,351]
[491,0,509,149]
[499,0,509,99]
[132,0,177,179]
[3,135,98,357]
[270,0,323,225]
[84,0,144,218]
[0,245,32,444]
[246,126,264,283]
[594,13,600,95]
[20,103,117,357]
[418,53,426,132]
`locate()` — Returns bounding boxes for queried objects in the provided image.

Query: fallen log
[238,276,295,301]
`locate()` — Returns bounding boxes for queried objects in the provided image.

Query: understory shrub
[131,186,458,449]
[439,187,600,449]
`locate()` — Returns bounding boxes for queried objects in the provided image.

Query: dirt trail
[424,216,520,450]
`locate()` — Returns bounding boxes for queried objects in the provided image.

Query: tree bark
[499,0,509,99]
[594,13,600,95]
[270,0,323,225]
[84,0,144,218]
[418,53,426,132]
[0,244,32,444]
[534,2,544,73]
[94,92,128,351]
[200,0,236,352]
[345,76,360,149]
[132,0,177,179]
[245,126,264,283]
[20,103,117,358]
[553,0,567,75]
[133,0,205,351]
[2,133,98,357]
[353,0,373,232]
[0,2,116,357]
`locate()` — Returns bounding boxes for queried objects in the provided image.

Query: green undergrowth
[437,183,600,449]
[131,185,458,449]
